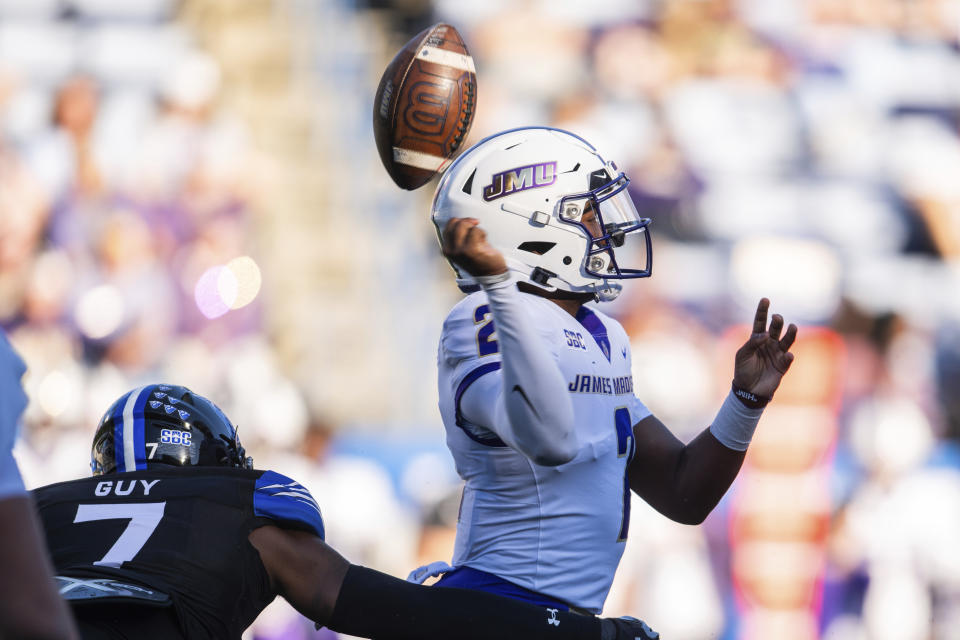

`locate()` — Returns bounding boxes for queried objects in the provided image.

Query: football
[373,23,477,190]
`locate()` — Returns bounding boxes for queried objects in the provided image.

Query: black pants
[72,603,184,640]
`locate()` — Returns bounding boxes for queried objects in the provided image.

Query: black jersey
[33,466,325,639]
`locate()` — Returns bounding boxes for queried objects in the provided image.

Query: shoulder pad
[442,293,485,329]
[253,470,325,539]
[441,292,498,363]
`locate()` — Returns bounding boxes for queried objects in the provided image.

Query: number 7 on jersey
[74,502,166,567]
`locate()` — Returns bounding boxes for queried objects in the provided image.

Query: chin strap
[458,266,620,303]
[593,283,622,302]
[516,281,603,303]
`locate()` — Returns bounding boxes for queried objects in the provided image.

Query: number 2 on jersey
[615,408,635,542]
[474,305,499,356]
[74,502,166,567]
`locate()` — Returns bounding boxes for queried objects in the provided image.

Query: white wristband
[475,271,513,290]
[709,390,764,451]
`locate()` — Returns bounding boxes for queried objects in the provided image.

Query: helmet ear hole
[563,256,572,265]
[461,168,476,195]
[517,241,555,255]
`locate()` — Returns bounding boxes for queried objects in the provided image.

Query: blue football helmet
[91,384,252,475]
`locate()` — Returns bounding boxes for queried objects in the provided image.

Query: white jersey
[437,289,650,613]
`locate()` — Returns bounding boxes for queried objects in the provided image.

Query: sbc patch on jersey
[253,471,325,539]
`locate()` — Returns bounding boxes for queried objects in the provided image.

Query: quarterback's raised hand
[732,298,797,400]
[441,218,508,277]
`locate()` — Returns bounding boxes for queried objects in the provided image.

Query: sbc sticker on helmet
[159,429,192,447]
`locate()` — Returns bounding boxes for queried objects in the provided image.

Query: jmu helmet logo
[483,161,556,202]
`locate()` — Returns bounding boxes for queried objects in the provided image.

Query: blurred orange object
[733,541,824,610]
[731,468,832,545]
[725,327,844,639]
[746,406,837,473]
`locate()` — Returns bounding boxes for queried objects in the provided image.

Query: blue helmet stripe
[119,386,149,472]
[112,390,133,472]
[132,386,151,470]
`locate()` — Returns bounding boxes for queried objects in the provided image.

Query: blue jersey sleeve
[253,470,325,539]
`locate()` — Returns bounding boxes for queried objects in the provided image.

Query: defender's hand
[733,298,797,399]
[601,616,659,640]
[441,218,508,277]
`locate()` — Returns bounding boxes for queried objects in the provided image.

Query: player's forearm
[664,428,746,524]
[481,279,576,465]
[629,415,746,525]
[656,389,763,522]
[327,564,600,640]
[0,496,81,640]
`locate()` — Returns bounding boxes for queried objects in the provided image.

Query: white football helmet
[431,127,652,302]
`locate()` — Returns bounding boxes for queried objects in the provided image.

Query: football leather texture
[373,23,477,190]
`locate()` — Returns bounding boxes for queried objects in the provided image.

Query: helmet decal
[588,168,610,190]
[482,161,556,201]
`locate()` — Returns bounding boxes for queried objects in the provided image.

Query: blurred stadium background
[2,0,960,638]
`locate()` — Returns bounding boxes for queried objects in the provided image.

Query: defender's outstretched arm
[251,525,609,639]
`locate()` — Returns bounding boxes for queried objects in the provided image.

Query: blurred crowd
[0,1,267,477]
[1,0,960,639]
